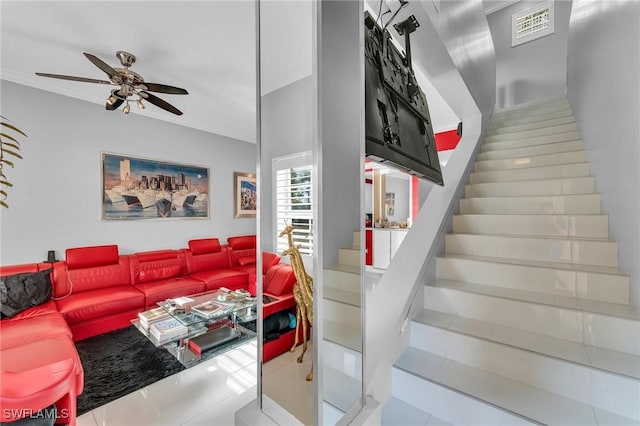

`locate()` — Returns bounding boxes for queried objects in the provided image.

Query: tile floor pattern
[75,340,315,426]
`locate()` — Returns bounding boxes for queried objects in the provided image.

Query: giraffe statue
[279,224,314,381]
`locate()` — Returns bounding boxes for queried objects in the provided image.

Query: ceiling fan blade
[106,97,125,111]
[142,83,188,95]
[140,91,183,116]
[84,53,121,82]
[35,72,113,85]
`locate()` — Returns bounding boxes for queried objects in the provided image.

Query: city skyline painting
[234,172,256,218]
[102,152,209,221]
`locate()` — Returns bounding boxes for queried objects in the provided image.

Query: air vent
[512,1,554,47]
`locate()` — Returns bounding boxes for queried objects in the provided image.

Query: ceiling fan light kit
[36,51,188,116]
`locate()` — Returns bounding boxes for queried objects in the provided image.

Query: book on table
[187,325,240,356]
[150,317,188,343]
[138,307,170,330]
[191,301,226,319]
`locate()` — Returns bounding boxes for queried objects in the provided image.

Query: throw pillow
[0,270,53,318]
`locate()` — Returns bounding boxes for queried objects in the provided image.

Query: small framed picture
[234,172,256,218]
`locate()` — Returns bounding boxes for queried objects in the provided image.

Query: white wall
[0,81,256,265]
[566,0,640,308]
[488,0,572,107]
[385,175,409,223]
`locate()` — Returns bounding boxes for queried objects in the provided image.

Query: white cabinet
[372,229,408,269]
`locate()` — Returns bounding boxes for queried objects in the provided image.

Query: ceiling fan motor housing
[116,51,136,68]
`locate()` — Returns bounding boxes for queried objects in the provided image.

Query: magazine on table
[191,301,227,319]
[138,307,170,329]
[149,317,188,342]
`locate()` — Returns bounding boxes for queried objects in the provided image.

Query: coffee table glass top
[157,289,257,327]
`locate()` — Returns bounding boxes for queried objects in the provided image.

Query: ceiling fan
[36,51,188,116]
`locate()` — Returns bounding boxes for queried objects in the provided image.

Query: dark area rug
[74,325,185,415]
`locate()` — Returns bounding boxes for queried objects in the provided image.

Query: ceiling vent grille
[512,1,554,47]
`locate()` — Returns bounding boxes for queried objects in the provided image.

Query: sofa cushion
[1,270,53,318]
[52,256,132,297]
[55,286,145,324]
[134,277,206,307]
[131,251,185,284]
[237,256,256,266]
[264,264,297,296]
[7,300,58,320]
[189,269,249,291]
[0,312,72,350]
[188,238,221,255]
[227,235,256,251]
[66,245,119,270]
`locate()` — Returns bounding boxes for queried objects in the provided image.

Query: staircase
[382,97,640,425]
[322,231,363,421]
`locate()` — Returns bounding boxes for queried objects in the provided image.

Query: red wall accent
[411,176,419,220]
[435,129,461,152]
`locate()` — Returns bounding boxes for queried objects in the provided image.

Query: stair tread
[448,232,614,243]
[428,278,640,321]
[324,319,362,352]
[382,397,452,426]
[324,286,361,307]
[339,245,360,251]
[439,253,626,276]
[471,162,590,174]
[475,149,585,163]
[413,308,640,380]
[323,364,362,412]
[467,174,591,186]
[395,347,637,425]
[325,264,360,274]
[463,193,599,201]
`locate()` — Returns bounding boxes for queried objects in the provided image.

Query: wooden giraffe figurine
[279,224,314,381]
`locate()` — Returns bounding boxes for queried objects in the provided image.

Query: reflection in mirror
[258,0,316,424]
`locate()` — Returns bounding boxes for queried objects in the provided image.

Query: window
[512,1,554,47]
[274,152,313,256]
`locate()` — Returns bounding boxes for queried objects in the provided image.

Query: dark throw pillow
[0,269,53,318]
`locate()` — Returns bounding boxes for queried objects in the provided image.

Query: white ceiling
[1,1,259,143]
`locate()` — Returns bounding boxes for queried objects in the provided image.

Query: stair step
[493,102,572,121]
[324,319,362,352]
[460,194,601,215]
[445,233,618,267]
[481,131,581,152]
[352,231,361,249]
[323,266,361,292]
[323,364,361,413]
[477,140,583,160]
[395,347,612,425]
[469,163,590,184]
[338,247,360,267]
[382,397,452,426]
[485,123,578,143]
[324,286,361,307]
[323,339,362,380]
[437,254,628,304]
[490,107,574,129]
[474,150,587,172]
[452,213,608,239]
[324,298,361,328]
[424,279,640,355]
[488,116,576,136]
[409,311,640,420]
[494,96,568,114]
[465,176,595,197]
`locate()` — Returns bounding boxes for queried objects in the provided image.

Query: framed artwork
[385,192,395,217]
[102,152,209,221]
[234,172,256,218]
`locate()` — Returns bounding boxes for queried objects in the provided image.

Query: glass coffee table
[133,289,257,367]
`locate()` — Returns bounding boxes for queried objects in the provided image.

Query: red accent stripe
[411,176,419,220]
[435,129,461,152]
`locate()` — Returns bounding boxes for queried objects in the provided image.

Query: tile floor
[75,339,315,426]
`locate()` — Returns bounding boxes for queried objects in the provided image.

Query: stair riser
[469,163,590,184]
[493,103,572,121]
[459,194,601,215]
[410,322,640,420]
[436,256,628,303]
[490,108,574,128]
[392,369,535,425]
[323,339,362,380]
[477,140,583,160]
[481,132,581,152]
[474,151,587,172]
[495,97,568,115]
[488,116,576,136]
[452,214,608,239]
[423,286,640,355]
[338,248,360,267]
[465,177,595,198]
[323,268,361,292]
[353,231,361,249]
[324,299,362,328]
[445,234,618,267]
[485,123,578,143]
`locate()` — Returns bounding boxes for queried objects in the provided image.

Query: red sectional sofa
[0,235,301,424]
